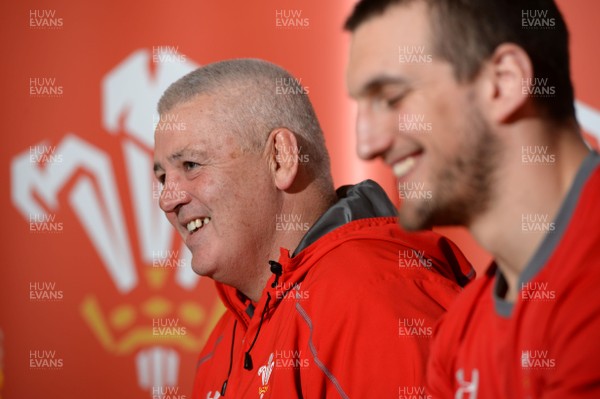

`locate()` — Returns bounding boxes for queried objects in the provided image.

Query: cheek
[201,158,273,217]
[426,97,467,152]
[205,168,262,217]
[234,167,276,219]
[189,170,221,200]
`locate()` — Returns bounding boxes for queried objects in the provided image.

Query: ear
[480,43,534,123]
[266,128,299,191]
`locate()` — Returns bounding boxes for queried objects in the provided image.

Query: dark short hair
[345,0,575,122]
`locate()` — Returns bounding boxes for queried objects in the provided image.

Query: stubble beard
[399,104,502,231]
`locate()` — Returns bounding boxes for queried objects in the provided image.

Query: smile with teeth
[186,217,211,233]
[393,156,417,179]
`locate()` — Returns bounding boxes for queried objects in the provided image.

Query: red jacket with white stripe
[192,180,474,399]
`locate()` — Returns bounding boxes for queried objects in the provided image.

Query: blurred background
[1,0,599,397]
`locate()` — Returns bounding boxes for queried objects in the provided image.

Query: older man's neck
[243,185,337,302]
[471,122,589,303]
[270,184,337,260]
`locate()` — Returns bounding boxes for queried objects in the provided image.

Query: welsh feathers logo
[11,48,224,396]
[257,353,275,399]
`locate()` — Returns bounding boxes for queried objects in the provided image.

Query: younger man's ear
[480,43,534,123]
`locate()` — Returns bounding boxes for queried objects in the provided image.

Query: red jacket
[192,181,473,398]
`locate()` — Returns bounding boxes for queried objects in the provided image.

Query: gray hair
[158,58,333,191]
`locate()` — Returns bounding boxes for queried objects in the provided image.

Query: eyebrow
[356,75,409,97]
[153,147,208,173]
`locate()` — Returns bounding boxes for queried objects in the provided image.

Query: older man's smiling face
[153,94,278,286]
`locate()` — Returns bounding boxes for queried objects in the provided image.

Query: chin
[190,258,216,278]
[398,202,435,231]
[398,214,427,232]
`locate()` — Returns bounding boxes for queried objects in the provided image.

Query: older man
[153,58,473,398]
[345,0,600,397]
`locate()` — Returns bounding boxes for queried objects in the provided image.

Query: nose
[159,175,191,213]
[355,104,394,160]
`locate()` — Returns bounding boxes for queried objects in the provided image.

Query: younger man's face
[347,1,498,230]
